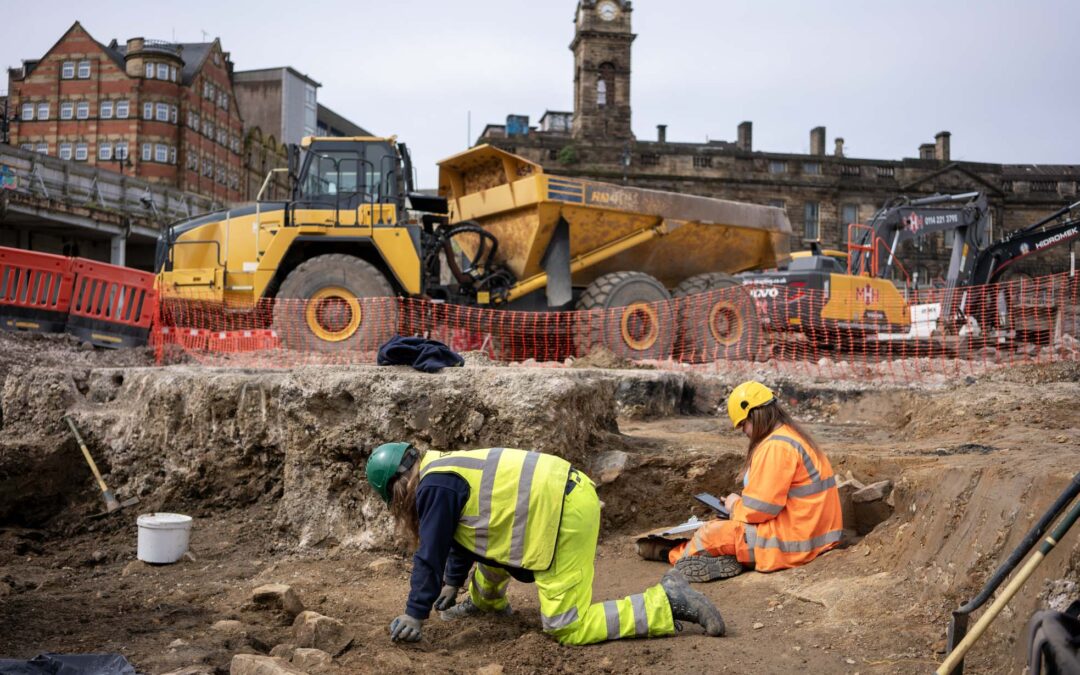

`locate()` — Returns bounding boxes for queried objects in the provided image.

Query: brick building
[482,1,1080,281]
[6,21,245,203]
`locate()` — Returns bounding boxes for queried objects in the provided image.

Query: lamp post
[111,155,133,175]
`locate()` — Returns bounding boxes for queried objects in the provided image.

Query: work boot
[661,569,726,636]
[439,597,513,621]
[674,554,744,583]
[636,538,676,562]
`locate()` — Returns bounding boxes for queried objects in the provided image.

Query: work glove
[389,614,422,643]
[433,584,460,611]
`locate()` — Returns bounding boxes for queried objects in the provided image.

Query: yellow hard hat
[727,381,776,429]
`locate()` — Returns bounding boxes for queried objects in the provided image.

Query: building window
[841,203,859,227]
[155,144,168,163]
[142,143,152,161]
[222,93,229,110]
[61,61,75,79]
[204,121,213,138]
[21,103,33,120]
[116,100,129,119]
[305,84,316,105]
[596,79,607,107]
[169,146,176,164]
[769,160,787,174]
[640,153,660,167]
[143,102,153,120]
[77,61,90,79]
[36,142,48,155]
[60,102,73,120]
[145,63,154,78]
[803,162,821,175]
[74,143,87,161]
[100,101,113,119]
[693,155,712,168]
[187,152,198,170]
[203,158,213,177]
[204,82,213,99]
[216,164,226,183]
[597,62,615,109]
[157,63,169,80]
[171,105,178,124]
[115,143,128,160]
[76,102,89,120]
[19,144,33,152]
[99,143,113,161]
[59,143,73,160]
[804,202,820,241]
[768,199,786,212]
[36,103,49,121]
[155,103,169,122]
[217,128,227,145]
[876,166,895,178]
[170,66,177,82]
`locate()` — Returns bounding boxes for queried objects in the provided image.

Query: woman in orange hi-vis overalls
[667,381,844,582]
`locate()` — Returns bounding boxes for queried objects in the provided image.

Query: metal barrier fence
[0,144,221,223]
[153,272,1080,383]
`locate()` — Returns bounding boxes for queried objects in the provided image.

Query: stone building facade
[481,1,1080,281]
[6,22,246,203]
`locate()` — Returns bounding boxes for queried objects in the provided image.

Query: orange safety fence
[152,271,1080,383]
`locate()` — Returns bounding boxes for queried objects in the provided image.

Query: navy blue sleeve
[405,473,470,620]
[444,544,474,588]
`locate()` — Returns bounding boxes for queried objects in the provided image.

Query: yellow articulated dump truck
[157,137,790,360]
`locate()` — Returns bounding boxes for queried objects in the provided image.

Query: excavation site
[0,328,1076,675]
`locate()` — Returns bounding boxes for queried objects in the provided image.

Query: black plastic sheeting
[0,653,137,675]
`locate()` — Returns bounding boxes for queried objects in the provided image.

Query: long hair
[388,462,422,546]
[743,400,820,472]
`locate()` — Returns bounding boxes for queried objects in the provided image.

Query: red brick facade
[7,22,244,203]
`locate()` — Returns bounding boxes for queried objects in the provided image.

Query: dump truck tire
[674,272,761,362]
[272,254,397,352]
[576,271,675,361]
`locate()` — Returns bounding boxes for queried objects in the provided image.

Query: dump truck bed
[438,145,791,289]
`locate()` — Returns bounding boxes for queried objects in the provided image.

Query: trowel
[63,416,139,517]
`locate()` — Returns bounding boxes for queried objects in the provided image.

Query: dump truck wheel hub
[306,286,362,342]
[620,303,660,351]
[709,301,744,346]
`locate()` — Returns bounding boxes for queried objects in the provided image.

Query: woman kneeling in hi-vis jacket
[366,443,727,645]
[667,381,844,582]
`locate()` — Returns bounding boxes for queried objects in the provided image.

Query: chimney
[657,124,667,143]
[810,126,826,156]
[935,131,951,162]
[834,137,845,157]
[737,121,752,152]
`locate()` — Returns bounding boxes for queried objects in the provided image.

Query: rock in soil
[252,583,304,617]
[291,647,333,672]
[293,611,353,656]
[230,654,307,675]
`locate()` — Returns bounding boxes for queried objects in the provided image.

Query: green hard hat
[366,442,412,504]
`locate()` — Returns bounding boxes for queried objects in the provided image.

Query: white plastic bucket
[136,513,193,564]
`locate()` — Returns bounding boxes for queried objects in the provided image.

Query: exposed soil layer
[0,332,1077,674]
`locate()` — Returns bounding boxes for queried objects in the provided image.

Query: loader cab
[291,137,404,214]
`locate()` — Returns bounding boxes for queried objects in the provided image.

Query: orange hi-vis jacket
[729,424,844,572]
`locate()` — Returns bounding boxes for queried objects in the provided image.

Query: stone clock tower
[571,0,635,140]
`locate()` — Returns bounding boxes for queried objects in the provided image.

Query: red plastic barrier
[67,259,157,348]
[0,246,75,333]
[207,329,280,353]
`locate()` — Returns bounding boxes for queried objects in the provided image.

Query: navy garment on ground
[377,336,464,373]
[0,653,136,675]
[405,472,534,620]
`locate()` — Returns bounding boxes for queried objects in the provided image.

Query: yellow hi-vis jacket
[419,448,572,571]
[730,424,843,571]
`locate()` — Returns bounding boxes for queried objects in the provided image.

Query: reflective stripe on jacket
[730,425,843,572]
[419,448,571,571]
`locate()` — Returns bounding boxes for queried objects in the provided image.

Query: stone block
[293,611,353,656]
[229,655,306,675]
[291,648,333,673]
[252,584,304,617]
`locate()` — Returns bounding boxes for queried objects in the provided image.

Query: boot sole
[674,555,743,583]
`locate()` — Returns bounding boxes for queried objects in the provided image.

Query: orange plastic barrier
[152,272,1080,383]
[66,259,157,348]
[0,247,75,333]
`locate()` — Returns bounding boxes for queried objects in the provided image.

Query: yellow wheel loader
[156,137,791,358]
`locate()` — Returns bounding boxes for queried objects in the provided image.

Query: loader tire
[272,254,397,352]
[674,272,761,362]
[575,271,674,361]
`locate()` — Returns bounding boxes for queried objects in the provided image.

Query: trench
[0,344,1076,673]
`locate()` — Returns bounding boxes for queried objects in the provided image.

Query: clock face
[598,1,618,21]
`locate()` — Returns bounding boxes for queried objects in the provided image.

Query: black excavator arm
[970,199,1080,285]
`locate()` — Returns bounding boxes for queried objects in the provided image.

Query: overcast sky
[3,0,1078,187]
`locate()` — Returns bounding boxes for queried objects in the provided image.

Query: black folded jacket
[377,335,465,373]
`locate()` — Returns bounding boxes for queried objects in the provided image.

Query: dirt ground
[0,331,1077,674]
